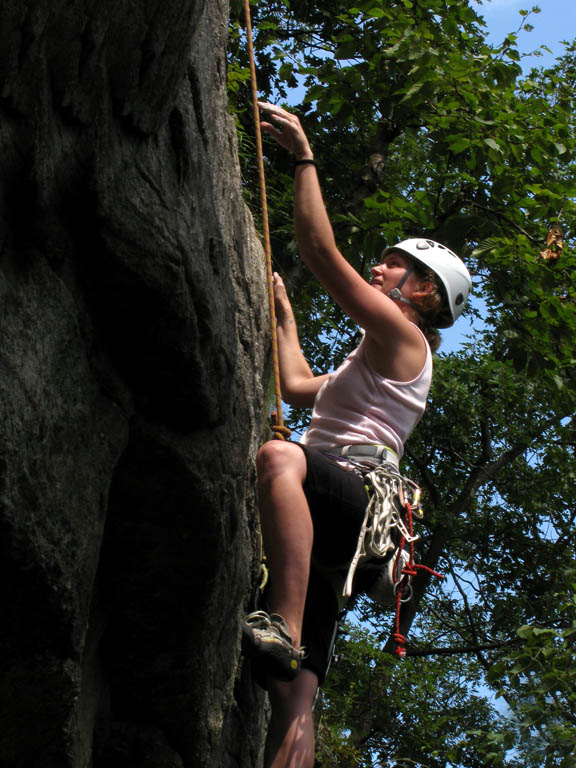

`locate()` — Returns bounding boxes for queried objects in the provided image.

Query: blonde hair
[410,263,445,353]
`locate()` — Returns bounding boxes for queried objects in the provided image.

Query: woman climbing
[241,102,472,768]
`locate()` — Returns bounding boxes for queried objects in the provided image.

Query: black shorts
[298,444,369,684]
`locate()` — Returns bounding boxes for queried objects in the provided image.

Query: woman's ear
[410,280,433,300]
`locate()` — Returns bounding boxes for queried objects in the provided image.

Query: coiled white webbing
[343,465,422,598]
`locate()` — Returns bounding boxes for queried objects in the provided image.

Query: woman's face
[370,251,422,297]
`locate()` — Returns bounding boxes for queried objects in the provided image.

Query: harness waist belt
[329,444,399,470]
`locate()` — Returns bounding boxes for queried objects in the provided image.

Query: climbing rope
[243,0,290,441]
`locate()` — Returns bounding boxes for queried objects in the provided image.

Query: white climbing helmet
[382,238,472,327]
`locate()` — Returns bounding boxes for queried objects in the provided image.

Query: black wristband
[294,159,317,168]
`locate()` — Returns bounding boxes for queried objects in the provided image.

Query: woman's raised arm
[259,102,427,380]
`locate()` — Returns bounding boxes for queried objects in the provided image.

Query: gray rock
[0,1,269,765]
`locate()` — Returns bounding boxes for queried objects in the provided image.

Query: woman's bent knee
[257,441,307,484]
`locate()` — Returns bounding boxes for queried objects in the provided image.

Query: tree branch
[404,637,522,658]
[404,445,441,507]
[469,201,541,245]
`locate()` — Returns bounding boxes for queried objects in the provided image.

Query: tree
[230,1,576,764]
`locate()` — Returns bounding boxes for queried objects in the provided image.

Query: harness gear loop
[343,464,421,599]
[341,462,443,659]
[243,0,290,441]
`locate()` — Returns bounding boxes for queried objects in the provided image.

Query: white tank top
[300,330,432,458]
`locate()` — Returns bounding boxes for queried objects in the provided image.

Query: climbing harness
[343,463,421,598]
[338,455,443,659]
[243,0,290,441]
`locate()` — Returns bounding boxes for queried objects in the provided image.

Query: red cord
[394,587,407,658]
[392,500,444,659]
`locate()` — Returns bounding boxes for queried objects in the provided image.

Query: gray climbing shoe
[241,610,304,682]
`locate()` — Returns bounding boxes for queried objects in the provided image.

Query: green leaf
[484,137,502,153]
[448,136,472,154]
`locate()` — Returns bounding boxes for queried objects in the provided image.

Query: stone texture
[0,1,268,765]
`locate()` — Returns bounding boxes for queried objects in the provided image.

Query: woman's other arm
[273,273,329,408]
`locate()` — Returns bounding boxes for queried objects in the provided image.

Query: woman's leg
[257,440,312,647]
[265,669,319,768]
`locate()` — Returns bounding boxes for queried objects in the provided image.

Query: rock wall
[0,1,268,765]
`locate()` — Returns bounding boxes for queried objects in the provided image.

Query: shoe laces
[244,611,303,657]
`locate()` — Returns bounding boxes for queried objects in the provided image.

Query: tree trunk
[0,1,269,766]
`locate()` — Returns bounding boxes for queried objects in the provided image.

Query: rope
[243,0,290,441]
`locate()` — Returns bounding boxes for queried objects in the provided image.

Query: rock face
[0,1,268,766]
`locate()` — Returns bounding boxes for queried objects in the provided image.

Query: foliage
[483,569,576,766]
[228,1,576,765]
[316,623,514,768]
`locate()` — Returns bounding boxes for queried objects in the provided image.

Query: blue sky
[475,0,575,66]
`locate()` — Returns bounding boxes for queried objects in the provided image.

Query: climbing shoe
[241,610,304,683]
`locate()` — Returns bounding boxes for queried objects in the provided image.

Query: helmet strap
[387,263,417,307]
[387,263,433,321]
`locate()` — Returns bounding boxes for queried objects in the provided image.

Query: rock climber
[241,102,472,768]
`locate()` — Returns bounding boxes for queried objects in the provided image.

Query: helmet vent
[455,293,464,305]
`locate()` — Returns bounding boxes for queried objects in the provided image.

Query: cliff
[0,1,268,765]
